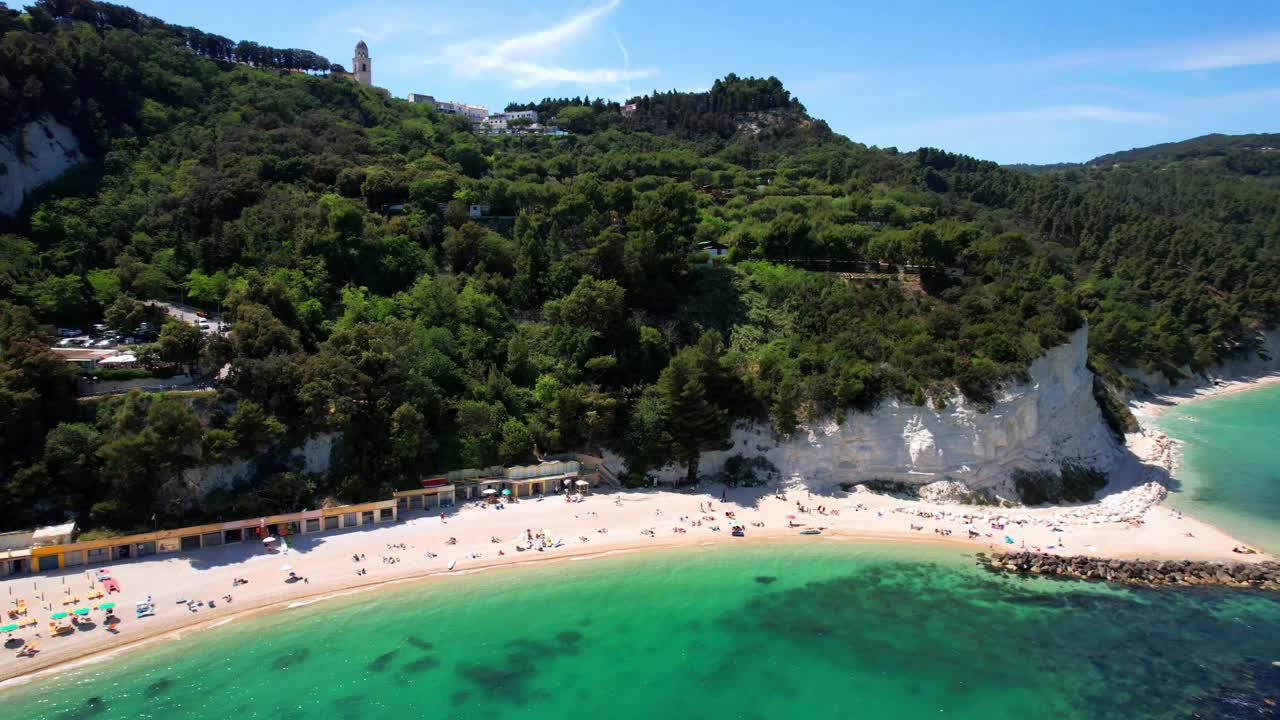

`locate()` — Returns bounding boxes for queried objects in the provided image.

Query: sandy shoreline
[4,373,1278,689]
[0,469,1270,689]
[1128,372,1280,420]
[1123,371,1280,486]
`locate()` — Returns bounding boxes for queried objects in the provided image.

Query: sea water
[1,543,1277,720]
[1156,383,1280,553]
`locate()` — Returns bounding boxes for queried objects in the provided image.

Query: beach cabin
[393,480,457,513]
[503,459,582,499]
[16,501,400,573]
[444,459,603,501]
[0,529,35,575]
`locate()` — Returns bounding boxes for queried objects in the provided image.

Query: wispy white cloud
[1159,31,1280,71]
[612,29,633,98]
[1052,105,1168,124]
[437,1,656,91]
[893,105,1168,135]
[1023,30,1280,73]
[310,5,453,47]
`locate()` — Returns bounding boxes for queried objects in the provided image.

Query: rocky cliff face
[1123,328,1280,394]
[0,116,82,217]
[182,433,338,499]
[619,326,1121,497]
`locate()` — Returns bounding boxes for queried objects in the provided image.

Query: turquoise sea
[1156,383,1280,554]
[1,542,1278,720]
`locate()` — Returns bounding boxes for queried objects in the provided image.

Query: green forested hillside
[1,0,1277,531]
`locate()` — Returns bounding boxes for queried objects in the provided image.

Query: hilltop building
[352,40,371,85]
[435,100,490,123]
[482,109,538,131]
[407,94,563,135]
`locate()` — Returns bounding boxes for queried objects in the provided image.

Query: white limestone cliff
[617,325,1121,497]
[0,116,82,217]
[1122,327,1280,395]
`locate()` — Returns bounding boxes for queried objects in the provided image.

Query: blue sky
[119,0,1280,163]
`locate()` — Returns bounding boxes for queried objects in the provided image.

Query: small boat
[799,529,821,536]
[136,603,155,618]
[447,560,457,571]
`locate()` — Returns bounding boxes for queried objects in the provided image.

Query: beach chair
[87,590,104,600]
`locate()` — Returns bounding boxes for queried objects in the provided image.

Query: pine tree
[657,335,731,484]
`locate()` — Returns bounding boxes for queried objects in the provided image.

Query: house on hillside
[699,240,729,266]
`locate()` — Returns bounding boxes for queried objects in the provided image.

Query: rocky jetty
[982,551,1280,590]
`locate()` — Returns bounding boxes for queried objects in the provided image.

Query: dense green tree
[657,333,733,484]
[0,3,1276,531]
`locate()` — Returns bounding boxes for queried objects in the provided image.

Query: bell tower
[353,40,371,85]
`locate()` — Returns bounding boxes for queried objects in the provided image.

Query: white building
[407,93,436,107]
[433,101,490,123]
[481,110,541,133]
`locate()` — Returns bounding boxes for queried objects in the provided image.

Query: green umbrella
[50,611,69,620]
[72,607,90,616]
[501,489,511,496]
[0,623,18,633]
[97,602,116,611]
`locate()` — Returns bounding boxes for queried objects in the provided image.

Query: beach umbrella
[575,480,589,486]
[482,488,497,495]
[501,489,511,496]
[72,608,90,616]
[280,565,294,572]
[96,602,115,611]
[50,612,69,620]
[0,623,17,633]
[262,536,277,543]
[786,515,796,519]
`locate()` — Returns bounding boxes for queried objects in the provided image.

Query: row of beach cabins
[0,456,609,576]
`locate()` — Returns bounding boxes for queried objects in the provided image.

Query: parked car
[56,328,83,337]
[94,338,114,347]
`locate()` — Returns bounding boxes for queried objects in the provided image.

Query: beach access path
[0,479,1265,687]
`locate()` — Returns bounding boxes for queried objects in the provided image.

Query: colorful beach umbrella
[501,489,511,496]
[73,607,90,616]
[97,602,116,611]
[50,612,69,620]
[0,623,18,633]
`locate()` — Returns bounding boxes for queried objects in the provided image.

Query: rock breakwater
[981,551,1280,590]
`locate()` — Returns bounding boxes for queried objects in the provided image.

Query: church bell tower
[353,40,371,86]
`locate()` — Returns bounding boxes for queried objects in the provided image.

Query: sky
[117,0,1280,164]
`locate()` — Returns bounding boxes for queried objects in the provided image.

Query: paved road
[148,300,226,334]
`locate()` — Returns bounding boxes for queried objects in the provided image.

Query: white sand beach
[0,476,1268,686]
[1125,371,1280,480]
